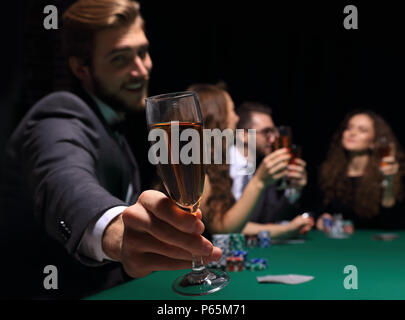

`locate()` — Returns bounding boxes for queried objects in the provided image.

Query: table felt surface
[86,230,405,300]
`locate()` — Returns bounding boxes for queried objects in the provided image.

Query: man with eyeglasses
[229,102,308,226]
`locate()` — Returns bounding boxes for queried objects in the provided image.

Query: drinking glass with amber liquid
[273,125,292,189]
[290,144,303,165]
[376,136,392,187]
[145,91,229,296]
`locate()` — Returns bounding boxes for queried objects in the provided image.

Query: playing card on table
[373,233,399,241]
[257,274,314,285]
[283,239,306,244]
[272,239,306,244]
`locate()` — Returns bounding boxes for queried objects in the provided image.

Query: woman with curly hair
[316,110,405,230]
[188,83,314,238]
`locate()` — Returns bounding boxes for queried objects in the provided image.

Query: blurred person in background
[230,102,309,225]
[188,83,313,238]
[316,110,405,230]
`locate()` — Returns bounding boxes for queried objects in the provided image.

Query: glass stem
[192,255,205,272]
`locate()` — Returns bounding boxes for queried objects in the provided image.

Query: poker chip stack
[209,233,270,271]
[245,234,258,248]
[343,220,354,234]
[229,233,246,251]
[225,257,244,272]
[323,217,332,234]
[257,231,271,248]
[245,258,268,271]
[330,214,344,237]
[231,250,248,261]
[209,234,231,268]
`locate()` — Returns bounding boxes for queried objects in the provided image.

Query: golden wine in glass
[273,125,292,189]
[145,91,229,296]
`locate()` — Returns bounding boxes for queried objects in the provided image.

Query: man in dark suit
[0,0,220,299]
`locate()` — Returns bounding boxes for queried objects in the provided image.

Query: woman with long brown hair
[188,83,314,237]
[316,110,405,229]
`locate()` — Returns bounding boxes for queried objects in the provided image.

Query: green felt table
[87,230,405,300]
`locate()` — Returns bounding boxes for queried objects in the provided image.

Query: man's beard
[90,71,146,114]
[256,151,265,167]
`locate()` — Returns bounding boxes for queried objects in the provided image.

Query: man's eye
[111,55,129,64]
[138,48,148,59]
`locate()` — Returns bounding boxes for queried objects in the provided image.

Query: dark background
[1,1,404,201]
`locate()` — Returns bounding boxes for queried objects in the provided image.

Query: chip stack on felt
[245,234,258,248]
[257,231,271,248]
[208,234,230,268]
[229,233,246,251]
[209,232,271,272]
[225,257,244,272]
[245,258,268,271]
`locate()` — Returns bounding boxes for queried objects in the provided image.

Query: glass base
[172,268,230,296]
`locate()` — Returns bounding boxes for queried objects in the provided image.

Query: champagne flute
[290,144,303,165]
[145,91,230,296]
[287,144,303,191]
[273,125,292,190]
[376,136,391,188]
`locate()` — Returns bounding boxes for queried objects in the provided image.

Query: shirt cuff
[77,206,128,263]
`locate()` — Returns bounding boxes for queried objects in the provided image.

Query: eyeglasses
[256,127,278,138]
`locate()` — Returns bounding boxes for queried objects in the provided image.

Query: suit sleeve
[20,93,126,259]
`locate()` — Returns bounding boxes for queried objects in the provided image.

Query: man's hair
[62,0,144,64]
[236,101,272,129]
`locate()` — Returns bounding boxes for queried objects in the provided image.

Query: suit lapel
[73,87,141,204]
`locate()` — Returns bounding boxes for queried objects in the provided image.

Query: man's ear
[69,56,91,82]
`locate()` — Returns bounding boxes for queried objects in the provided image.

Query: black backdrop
[1,1,404,202]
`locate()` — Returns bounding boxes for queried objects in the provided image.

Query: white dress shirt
[229,144,254,200]
[229,144,300,204]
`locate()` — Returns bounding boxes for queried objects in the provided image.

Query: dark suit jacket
[249,185,301,224]
[0,89,141,299]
